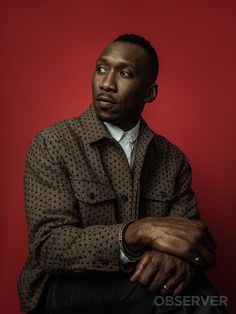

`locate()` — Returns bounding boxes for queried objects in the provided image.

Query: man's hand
[124,217,217,269]
[130,250,195,296]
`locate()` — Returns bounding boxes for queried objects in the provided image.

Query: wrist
[124,219,148,252]
[119,221,143,262]
[126,217,162,250]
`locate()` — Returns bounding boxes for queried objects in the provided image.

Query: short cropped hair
[113,33,159,82]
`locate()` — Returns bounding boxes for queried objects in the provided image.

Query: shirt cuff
[119,248,137,264]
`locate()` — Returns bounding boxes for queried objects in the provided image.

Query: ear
[144,83,158,103]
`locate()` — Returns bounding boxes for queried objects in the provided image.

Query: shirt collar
[103,120,140,143]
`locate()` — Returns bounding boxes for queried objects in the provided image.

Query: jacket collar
[80,104,156,145]
[80,104,112,144]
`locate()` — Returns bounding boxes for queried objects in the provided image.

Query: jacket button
[121,195,128,202]
[89,192,95,200]
[160,191,167,198]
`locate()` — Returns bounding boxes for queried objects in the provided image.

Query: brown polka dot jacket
[17,104,199,312]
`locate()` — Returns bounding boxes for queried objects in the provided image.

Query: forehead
[97,41,150,68]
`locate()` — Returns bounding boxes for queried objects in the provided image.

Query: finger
[149,224,216,266]
[198,229,216,255]
[201,234,216,255]
[160,275,182,296]
[195,244,216,268]
[148,264,174,293]
[172,280,189,296]
[171,266,194,296]
[162,265,194,296]
[150,230,200,262]
[160,285,172,296]
[151,238,216,269]
[136,260,160,286]
[194,220,217,251]
[130,254,149,282]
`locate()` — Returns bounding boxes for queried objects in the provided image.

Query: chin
[97,113,117,123]
[94,105,118,123]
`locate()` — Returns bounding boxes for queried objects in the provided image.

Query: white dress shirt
[103,120,140,264]
[103,120,140,169]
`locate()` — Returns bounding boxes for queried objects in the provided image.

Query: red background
[1,1,236,313]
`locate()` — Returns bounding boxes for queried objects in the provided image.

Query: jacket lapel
[79,105,114,186]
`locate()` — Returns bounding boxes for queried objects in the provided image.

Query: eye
[96,65,108,73]
[119,70,132,78]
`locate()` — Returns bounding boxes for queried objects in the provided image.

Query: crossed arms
[25,131,217,296]
[124,216,216,295]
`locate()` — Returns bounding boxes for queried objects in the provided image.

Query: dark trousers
[28,272,227,314]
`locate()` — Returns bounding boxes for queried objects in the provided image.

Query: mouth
[96,94,117,106]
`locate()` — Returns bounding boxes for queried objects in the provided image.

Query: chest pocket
[70,178,117,227]
[139,183,177,218]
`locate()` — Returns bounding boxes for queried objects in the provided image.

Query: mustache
[96,93,117,104]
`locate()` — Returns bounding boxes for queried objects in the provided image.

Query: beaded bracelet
[119,220,143,262]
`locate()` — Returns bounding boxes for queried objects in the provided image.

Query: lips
[96,94,117,104]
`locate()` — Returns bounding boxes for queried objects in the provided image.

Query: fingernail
[130,275,136,282]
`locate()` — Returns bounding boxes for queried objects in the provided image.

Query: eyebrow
[96,57,136,69]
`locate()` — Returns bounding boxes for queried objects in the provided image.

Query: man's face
[92,41,156,131]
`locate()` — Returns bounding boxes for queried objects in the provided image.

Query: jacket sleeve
[170,154,200,219]
[24,132,121,273]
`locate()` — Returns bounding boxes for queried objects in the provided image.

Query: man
[18,34,226,313]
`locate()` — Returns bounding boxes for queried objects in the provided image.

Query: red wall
[1,1,236,312]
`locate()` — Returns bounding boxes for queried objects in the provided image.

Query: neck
[112,118,140,131]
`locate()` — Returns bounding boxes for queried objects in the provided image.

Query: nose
[100,71,117,92]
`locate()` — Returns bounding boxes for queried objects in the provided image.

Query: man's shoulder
[141,118,186,160]
[31,111,87,143]
[151,131,188,162]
